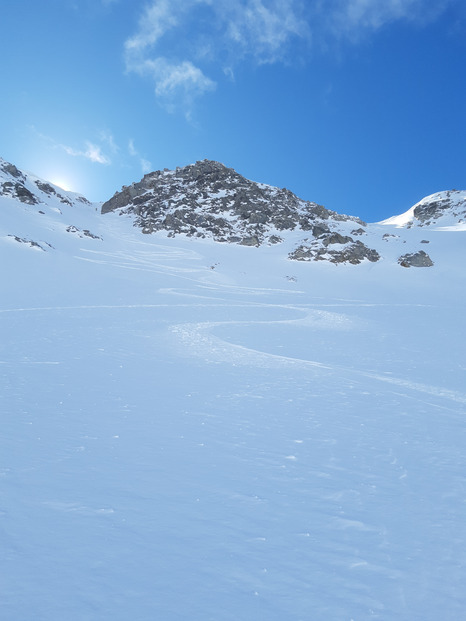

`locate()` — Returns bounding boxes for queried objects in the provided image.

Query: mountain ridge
[2,156,465,267]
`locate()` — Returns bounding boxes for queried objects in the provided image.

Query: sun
[50,178,73,192]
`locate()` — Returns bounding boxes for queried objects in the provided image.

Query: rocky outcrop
[398,250,434,268]
[413,190,466,225]
[101,160,370,260]
[1,180,38,204]
[1,161,24,180]
[289,238,380,265]
[7,235,53,251]
[66,225,102,240]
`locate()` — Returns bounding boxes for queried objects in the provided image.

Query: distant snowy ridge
[0,157,90,210]
[0,157,101,253]
[381,189,466,229]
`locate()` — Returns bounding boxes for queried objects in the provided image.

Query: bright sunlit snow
[1,169,466,620]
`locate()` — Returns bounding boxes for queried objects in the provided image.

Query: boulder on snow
[398,250,433,268]
[289,240,380,265]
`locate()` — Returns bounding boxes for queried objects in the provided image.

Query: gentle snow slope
[1,185,466,620]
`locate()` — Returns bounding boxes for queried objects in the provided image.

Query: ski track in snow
[358,372,466,405]
[2,296,464,406]
[169,314,466,405]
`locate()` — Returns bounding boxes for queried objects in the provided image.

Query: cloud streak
[99,130,119,155]
[127,55,215,105]
[125,0,180,52]
[60,141,111,165]
[323,0,451,39]
[31,127,112,165]
[125,1,217,114]
[31,126,155,175]
[222,0,310,64]
[128,139,152,174]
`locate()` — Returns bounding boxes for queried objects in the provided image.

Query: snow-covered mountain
[101,158,447,267]
[101,159,379,263]
[5,155,465,269]
[2,156,466,621]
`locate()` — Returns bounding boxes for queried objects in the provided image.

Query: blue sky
[1,0,465,221]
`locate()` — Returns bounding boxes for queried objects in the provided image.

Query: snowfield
[1,178,466,620]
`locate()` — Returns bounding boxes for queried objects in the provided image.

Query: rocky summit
[101,159,384,265]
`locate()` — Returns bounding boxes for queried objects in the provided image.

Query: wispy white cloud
[346,0,423,26]
[128,56,215,103]
[128,138,137,157]
[125,2,216,114]
[99,130,119,154]
[128,139,152,174]
[61,141,111,165]
[124,0,308,113]
[222,0,310,64]
[124,0,456,112]
[31,125,153,174]
[125,0,180,52]
[325,0,449,38]
[30,126,112,165]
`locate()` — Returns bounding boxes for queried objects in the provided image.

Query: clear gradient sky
[1,0,465,221]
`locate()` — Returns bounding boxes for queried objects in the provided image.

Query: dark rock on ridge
[1,161,24,180]
[1,180,38,204]
[412,190,466,226]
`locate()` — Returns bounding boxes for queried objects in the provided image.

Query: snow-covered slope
[0,157,102,253]
[1,158,466,620]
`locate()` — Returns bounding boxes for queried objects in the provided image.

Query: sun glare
[50,178,73,192]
